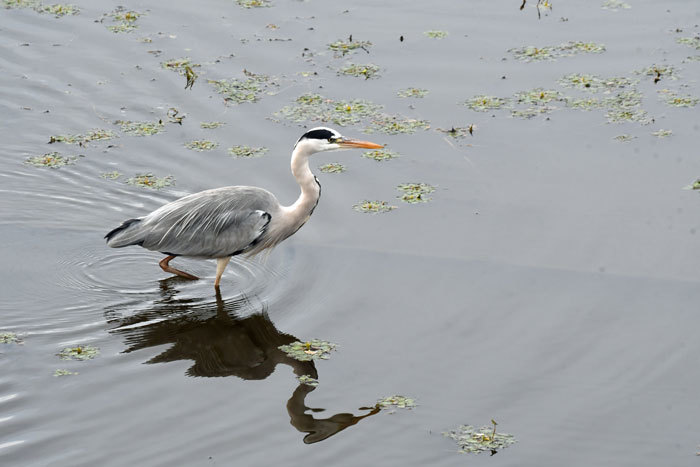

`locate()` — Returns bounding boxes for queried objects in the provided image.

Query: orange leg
[159,255,199,280]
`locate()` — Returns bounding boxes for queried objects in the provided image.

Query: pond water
[2,0,700,465]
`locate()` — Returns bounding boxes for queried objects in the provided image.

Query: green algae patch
[102,7,142,33]
[652,129,672,138]
[353,200,396,214]
[367,115,430,134]
[659,90,698,107]
[209,70,277,104]
[0,332,22,344]
[126,173,174,189]
[362,149,398,162]
[297,375,319,387]
[558,73,637,92]
[49,128,116,145]
[237,0,271,8]
[443,423,516,455]
[25,152,77,168]
[397,183,435,204]
[397,87,429,98]
[377,395,416,410]
[57,345,99,361]
[465,95,510,112]
[228,145,267,158]
[200,121,225,129]
[509,41,606,62]
[54,369,78,377]
[614,134,636,142]
[602,0,630,10]
[116,120,164,136]
[338,63,380,79]
[100,171,121,179]
[185,140,218,151]
[424,30,448,39]
[328,39,372,55]
[319,163,346,173]
[276,94,382,126]
[437,126,472,138]
[677,37,700,50]
[279,340,337,362]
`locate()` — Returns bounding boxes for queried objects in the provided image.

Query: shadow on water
[105,278,380,444]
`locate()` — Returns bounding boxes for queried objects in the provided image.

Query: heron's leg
[214,256,232,288]
[159,255,199,280]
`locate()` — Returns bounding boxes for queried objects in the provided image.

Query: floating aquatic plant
[53,369,78,377]
[3,0,39,8]
[511,107,554,119]
[276,94,383,126]
[566,97,605,111]
[200,121,225,129]
[397,88,429,98]
[397,183,435,203]
[228,145,267,158]
[465,95,510,111]
[614,134,636,142]
[338,63,380,79]
[686,179,700,190]
[57,345,99,361]
[515,88,564,105]
[297,375,319,387]
[25,152,76,168]
[236,0,271,8]
[36,3,79,16]
[424,30,448,39]
[100,171,121,179]
[367,115,430,134]
[443,422,516,454]
[558,73,637,92]
[0,332,22,344]
[278,340,337,362]
[185,140,218,151]
[509,41,606,62]
[103,6,142,33]
[658,90,698,107]
[437,126,472,138]
[126,173,174,189]
[677,36,700,50]
[161,58,200,73]
[328,39,372,55]
[601,0,630,10]
[362,149,398,162]
[49,128,116,145]
[209,70,277,104]
[636,64,679,81]
[353,200,396,213]
[605,107,650,124]
[319,163,346,173]
[377,395,416,410]
[651,129,672,137]
[116,120,164,136]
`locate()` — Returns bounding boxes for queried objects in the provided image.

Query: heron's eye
[328,137,336,143]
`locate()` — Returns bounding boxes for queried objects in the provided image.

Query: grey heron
[105,127,383,288]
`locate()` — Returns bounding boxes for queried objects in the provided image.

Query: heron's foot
[159,255,199,280]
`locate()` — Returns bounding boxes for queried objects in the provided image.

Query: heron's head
[294,127,383,154]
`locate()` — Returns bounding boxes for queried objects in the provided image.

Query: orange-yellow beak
[337,138,384,149]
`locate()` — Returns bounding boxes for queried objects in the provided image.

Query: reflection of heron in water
[106,280,380,444]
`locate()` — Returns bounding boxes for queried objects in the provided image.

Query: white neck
[283,143,321,221]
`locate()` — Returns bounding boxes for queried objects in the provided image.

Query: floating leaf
[397,87,429,98]
[116,120,164,136]
[228,145,267,158]
[276,93,382,127]
[362,149,398,162]
[338,63,380,79]
[558,73,637,92]
[25,152,77,168]
[377,395,416,410]
[318,163,346,173]
[465,95,510,111]
[126,173,174,189]
[443,424,516,454]
[185,140,218,151]
[353,200,396,213]
[367,115,430,134]
[328,39,372,55]
[57,345,99,361]
[397,183,435,203]
[279,340,337,362]
[209,70,277,104]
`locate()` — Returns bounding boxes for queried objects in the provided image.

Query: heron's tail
[105,218,144,247]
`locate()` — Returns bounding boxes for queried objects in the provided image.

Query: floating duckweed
[338,63,380,79]
[443,424,516,454]
[424,30,448,39]
[353,200,396,213]
[185,140,218,151]
[362,149,398,162]
[437,127,471,138]
[53,369,78,377]
[103,7,142,33]
[328,39,372,55]
[57,345,99,361]
[510,41,606,62]
[566,97,605,111]
[558,73,637,92]
[161,58,200,73]
[515,88,564,105]
[278,340,337,362]
[236,0,271,8]
[100,171,121,179]
[297,375,319,387]
[228,145,267,158]
[0,332,21,344]
[397,88,429,98]
[319,163,346,173]
[377,395,416,410]
[209,70,276,104]
[677,36,700,50]
[614,134,636,142]
[659,90,698,107]
[367,115,430,134]
[602,0,630,10]
[49,128,116,145]
[200,121,225,129]
[397,183,435,203]
[126,173,174,189]
[116,120,164,136]
[465,95,510,111]
[652,129,672,137]
[36,3,79,16]
[25,152,76,168]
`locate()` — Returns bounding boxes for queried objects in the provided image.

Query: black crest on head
[300,128,335,141]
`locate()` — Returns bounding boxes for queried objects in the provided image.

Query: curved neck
[285,143,321,218]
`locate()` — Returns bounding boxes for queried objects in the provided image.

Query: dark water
[2,1,700,465]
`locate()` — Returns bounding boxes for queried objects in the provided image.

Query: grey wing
[137,187,279,258]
